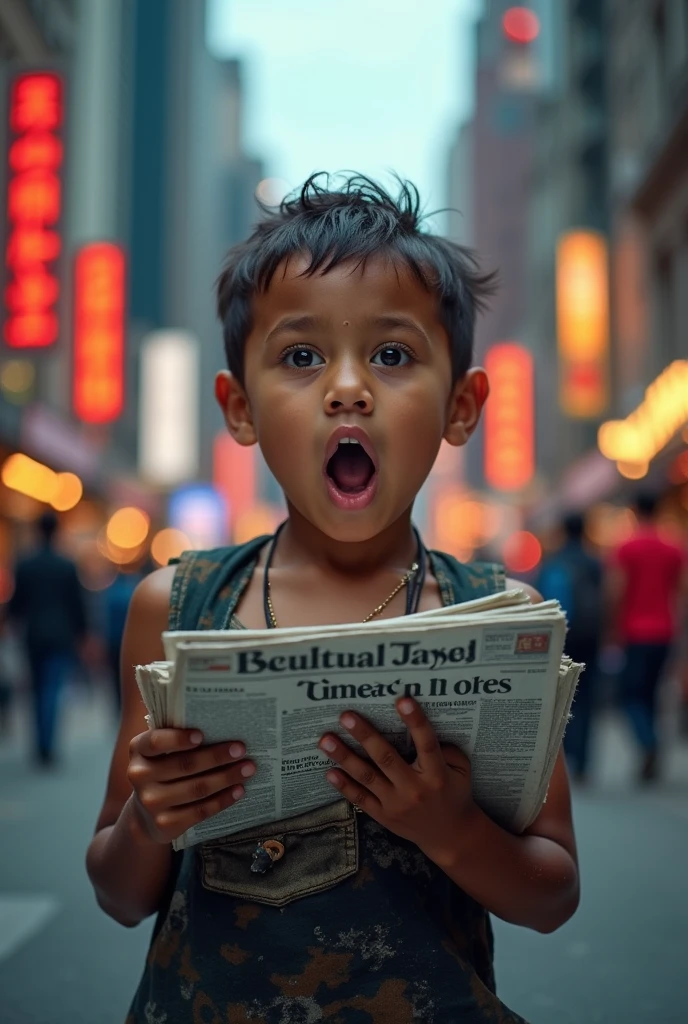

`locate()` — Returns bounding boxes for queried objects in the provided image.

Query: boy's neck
[275,507,419,578]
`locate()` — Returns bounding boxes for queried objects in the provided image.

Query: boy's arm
[430,746,578,933]
[86,567,176,927]
[322,578,579,935]
[439,576,577,933]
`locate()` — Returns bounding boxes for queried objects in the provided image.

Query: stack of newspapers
[136,589,583,850]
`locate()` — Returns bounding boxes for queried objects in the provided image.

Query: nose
[323,358,374,415]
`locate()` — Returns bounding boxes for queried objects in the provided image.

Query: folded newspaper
[136,589,582,850]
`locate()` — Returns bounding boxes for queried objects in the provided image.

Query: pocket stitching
[199,818,359,907]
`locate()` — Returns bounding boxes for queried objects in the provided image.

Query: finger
[396,698,444,777]
[152,784,246,840]
[133,728,204,759]
[325,768,382,816]
[154,741,252,783]
[319,732,392,797]
[336,712,410,786]
[143,761,256,811]
[440,743,471,775]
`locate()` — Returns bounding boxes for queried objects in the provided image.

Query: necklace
[262,522,427,629]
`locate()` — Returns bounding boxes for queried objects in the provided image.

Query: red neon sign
[73,243,126,424]
[484,342,535,492]
[4,72,64,349]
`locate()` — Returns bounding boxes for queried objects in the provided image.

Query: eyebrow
[366,315,430,343]
[264,313,430,345]
[265,315,322,344]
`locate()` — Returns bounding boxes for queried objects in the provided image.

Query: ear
[443,367,489,447]
[215,371,257,447]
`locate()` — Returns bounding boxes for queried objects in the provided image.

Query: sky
[207,0,482,229]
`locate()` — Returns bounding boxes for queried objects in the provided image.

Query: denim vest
[127,537,529,1024]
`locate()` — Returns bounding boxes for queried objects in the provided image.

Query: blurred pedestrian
[103,568,143,714]
[538,512,603,783]
[4,511,87,766]
[608,493,688,781]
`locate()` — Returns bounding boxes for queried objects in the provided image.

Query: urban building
[598,0,688,511]
[0,0,267,579]
[122,0,264,482]
[524,0,610,501]
[444,2,553,511]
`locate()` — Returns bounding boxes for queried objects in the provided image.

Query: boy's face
[217,256,487,543]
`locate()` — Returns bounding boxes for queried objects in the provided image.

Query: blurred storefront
[0,1,275,591]
[438,0,688,571]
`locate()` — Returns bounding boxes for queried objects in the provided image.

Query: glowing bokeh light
[1,360,35,395]
[51,472,82,511]
[255,177,290,206]
[151,528,191,567]
[616,460,648,480]
[502,531,542,574]
[502,7,540,44]
[106,507,150,549]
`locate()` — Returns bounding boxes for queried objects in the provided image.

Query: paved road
[1,685,687,1023]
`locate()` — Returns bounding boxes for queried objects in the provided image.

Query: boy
[87,175,578,1023]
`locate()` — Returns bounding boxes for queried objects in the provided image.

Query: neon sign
[4,72,64,349]
[73,243,126,424]
[556,230,609,418]
[484,342,535,492]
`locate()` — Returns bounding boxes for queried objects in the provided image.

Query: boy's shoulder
[430,548,542,606]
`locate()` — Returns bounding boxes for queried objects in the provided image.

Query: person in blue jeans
[5,511,87,766]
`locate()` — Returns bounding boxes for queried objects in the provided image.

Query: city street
[0,685,687,1023]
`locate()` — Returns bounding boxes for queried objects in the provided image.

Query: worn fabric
[127,536,529,1023]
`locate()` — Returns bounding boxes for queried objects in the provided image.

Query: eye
[371,345,412,368]
[282,348,325,369]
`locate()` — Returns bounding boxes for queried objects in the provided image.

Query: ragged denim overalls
[127,536,529,1024]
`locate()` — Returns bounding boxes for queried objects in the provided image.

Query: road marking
[0,895,60,963]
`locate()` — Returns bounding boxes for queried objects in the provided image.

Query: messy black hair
[216,172,497,384]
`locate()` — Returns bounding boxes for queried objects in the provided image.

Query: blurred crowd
[0,497,686,784]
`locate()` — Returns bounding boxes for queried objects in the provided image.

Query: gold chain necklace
[265,561,420,629]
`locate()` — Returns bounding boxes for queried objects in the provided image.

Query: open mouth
[326,438,376,495]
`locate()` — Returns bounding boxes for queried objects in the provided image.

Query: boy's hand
[319,698,474,863]
[126,728,255,844]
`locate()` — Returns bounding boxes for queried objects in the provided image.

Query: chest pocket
[199,799,358,908]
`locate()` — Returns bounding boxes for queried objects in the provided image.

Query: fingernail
[340,713,356,729]
[326,770,342,787]
[229,742,245,758]
[190,730,203,744]
[241,763,256,778]
[320,736,337,753]
[232,785,245,800]
[398,699,414,714]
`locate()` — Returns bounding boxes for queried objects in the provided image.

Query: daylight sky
[207,0,482,227]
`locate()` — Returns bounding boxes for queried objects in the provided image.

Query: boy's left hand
[319,697,474,862]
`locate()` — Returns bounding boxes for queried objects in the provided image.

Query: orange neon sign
[4,72,64,349]
[73,243,126,424]
[484,342,534,492]
[556,229,609,418]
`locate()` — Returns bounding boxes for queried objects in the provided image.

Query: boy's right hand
[127,729,255,844]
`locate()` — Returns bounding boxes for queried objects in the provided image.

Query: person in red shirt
[609,492,688,781]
